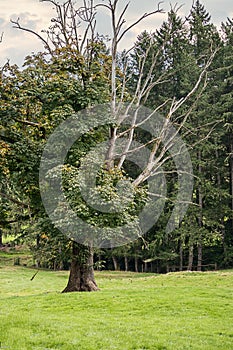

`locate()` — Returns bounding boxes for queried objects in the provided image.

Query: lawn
[0,262,232,349]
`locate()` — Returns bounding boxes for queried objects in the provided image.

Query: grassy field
[0,262,233,350]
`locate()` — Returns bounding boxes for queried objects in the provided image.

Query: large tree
[1,0,219,291]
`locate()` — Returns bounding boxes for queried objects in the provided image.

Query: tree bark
[216,149,227,257]
[62,242,98,293]
[58,246,64,271]
[188,243,194,271]
[35,234,41,268]
[229,135,233,232]
[179,240,183,271]
[197,150,203,272]
[124,255,128,272]
[197,242,202,272]
[112,255,119,271]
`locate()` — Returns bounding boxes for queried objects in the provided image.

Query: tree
[215,17,233,266]
[1,0,111,290]
[184,0,222,270]
[2,0,219,291]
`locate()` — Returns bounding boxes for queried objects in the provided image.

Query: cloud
[201,0,232,22]
[0,1,54,66]
[0,11,46,66]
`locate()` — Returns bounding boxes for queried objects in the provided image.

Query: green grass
[0,249,33,267]
[0,265,233,350]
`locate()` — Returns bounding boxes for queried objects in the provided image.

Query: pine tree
[215,18,233,265]
[189,0,219,63]
[183,1,222,270]
[155,7,194,100]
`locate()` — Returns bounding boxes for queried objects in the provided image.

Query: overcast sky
[0,0,232,67]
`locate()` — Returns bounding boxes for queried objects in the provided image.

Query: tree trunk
[124,255,128,272]
[216,149,227,257]
[134,256,138,272]
[229,136,233,232]
[58,246,64,270]
[197,150,203,272]
[112,255,119,271]
[188,244,194,271]
[35,234,41,268]
[197,242,202,271]
[62,242,98,293]
[179,240,183,271]
[0,229,2,246]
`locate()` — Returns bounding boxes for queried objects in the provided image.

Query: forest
[0,0,232,292]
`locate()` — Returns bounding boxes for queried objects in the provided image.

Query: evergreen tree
[182,1,222,270]
[189,0,219,63]
[215,18,233,265]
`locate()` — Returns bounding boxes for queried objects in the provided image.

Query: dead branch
[117,2,164,43]
[131,48,217,186]
[10,18,53,55]
[15,119,42,127]
[30,270,39,281]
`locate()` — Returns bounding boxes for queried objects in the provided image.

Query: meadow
[0,258,233,349]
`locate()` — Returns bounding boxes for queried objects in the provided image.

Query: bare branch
[169,49,218,115]
[14,119,42,128]
[40,0,59,6]
[115,2,130,34]
[189,120,223,149]
[94,3,112,11]
[117,2,164,43]
[10,18,53,55]
[117,108,139,168]
[130,47,218,186]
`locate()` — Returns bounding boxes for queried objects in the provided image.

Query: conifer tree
[215,18,233,265]
[186,1,222,270]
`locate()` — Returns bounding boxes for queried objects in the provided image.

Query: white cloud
[0,0,53,66]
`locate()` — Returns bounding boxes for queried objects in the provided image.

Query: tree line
[0,0,232,291]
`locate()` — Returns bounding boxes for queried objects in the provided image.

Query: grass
[0,248,32,267]
[0,262,233,349]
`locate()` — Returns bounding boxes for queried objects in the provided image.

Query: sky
[0,0,232,67]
